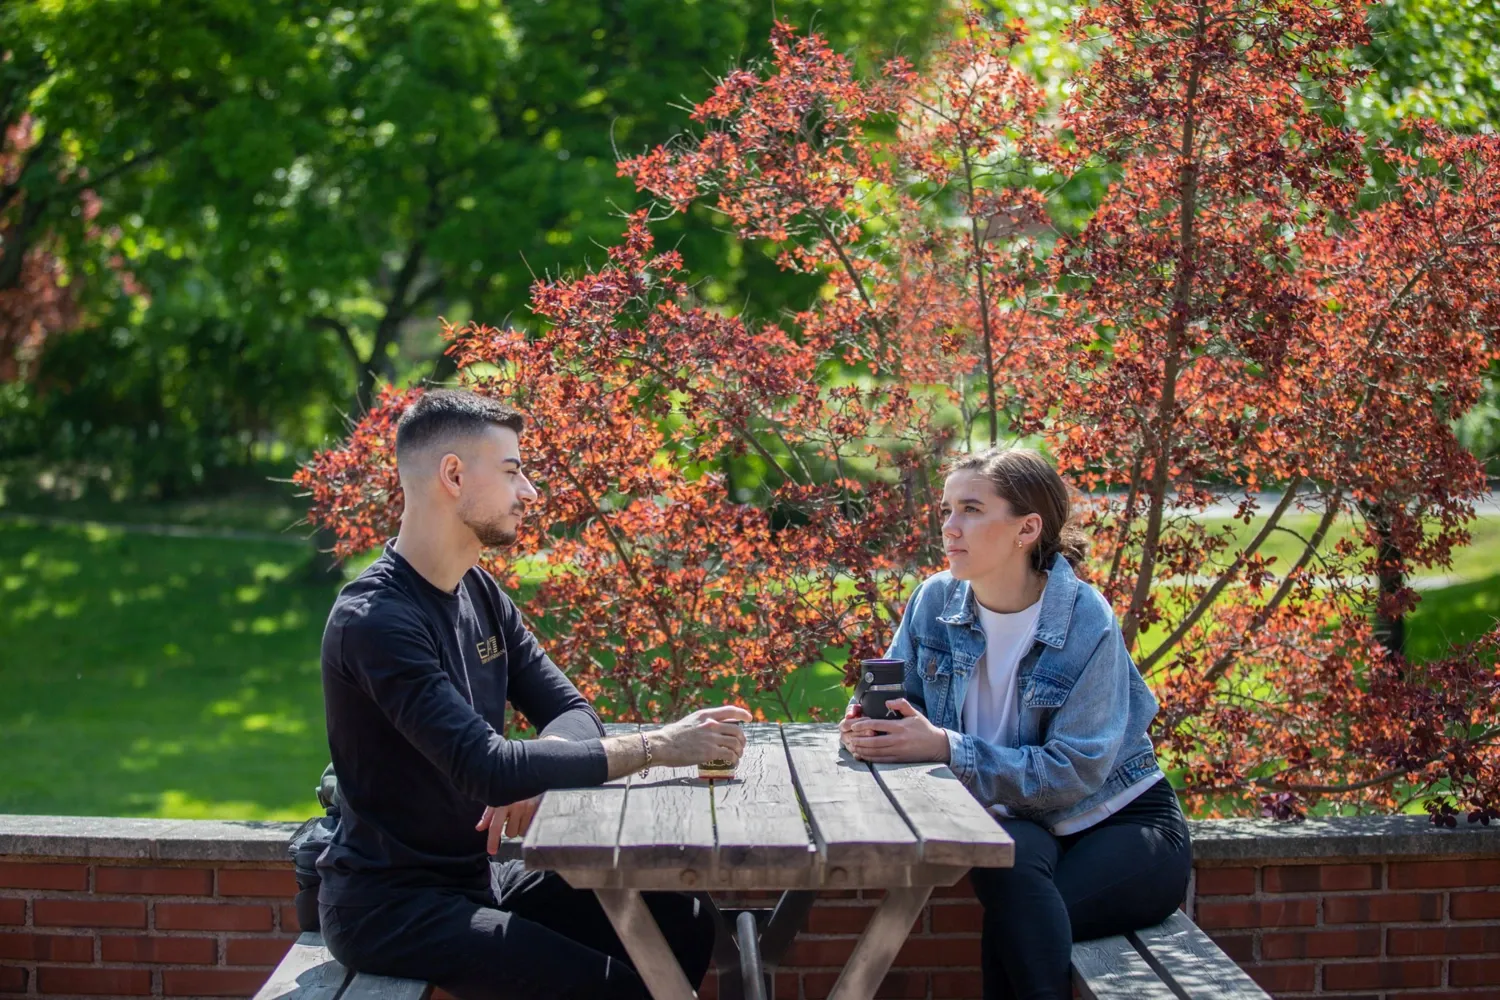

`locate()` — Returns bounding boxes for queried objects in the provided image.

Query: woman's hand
[841,699,951,764]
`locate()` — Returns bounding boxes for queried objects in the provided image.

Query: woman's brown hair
[947,448,1087,571]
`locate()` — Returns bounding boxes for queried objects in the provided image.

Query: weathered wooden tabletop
[522,723,1013,1000]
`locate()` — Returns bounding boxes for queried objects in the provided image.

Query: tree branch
[1139,477,1305,673]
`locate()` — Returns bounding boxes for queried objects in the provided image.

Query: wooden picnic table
[521,723,1014,1000]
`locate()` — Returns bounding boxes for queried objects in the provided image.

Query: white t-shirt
[962,596,1045,821]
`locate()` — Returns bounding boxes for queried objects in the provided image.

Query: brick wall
[2,815,1498,1000]
[0,858,297,999]
[1189,858,1500,997]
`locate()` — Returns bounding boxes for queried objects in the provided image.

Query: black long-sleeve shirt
[316,543,607,903]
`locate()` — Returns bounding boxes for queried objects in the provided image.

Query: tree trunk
[1363,499,1407,658]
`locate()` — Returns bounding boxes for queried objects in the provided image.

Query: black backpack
[286,764,340,933]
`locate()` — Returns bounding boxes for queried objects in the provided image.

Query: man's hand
[475,733,565,853]
[476,797,541,854]
[651,705,753,768]
[842,698,951,764]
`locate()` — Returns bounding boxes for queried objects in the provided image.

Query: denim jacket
[886,554,1162,833]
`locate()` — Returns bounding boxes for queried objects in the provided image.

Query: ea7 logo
[475,636,501,664]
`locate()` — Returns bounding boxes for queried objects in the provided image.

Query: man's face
[455,425,538,547]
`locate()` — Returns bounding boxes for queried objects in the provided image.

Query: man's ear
[437,452,464,498]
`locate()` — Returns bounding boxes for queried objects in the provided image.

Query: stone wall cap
[1189,813,1500,862]
[0,814,304,863]
[2,812,1496,866]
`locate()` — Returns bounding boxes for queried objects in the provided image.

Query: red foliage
[300,4,1500,816]
[0,116,79,382]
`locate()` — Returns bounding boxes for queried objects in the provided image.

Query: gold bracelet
[638,729,652,778]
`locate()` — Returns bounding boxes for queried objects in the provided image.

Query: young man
[317,389,749,1000]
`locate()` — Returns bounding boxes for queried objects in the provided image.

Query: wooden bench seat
[253,932,429,1000]
[260,904,1260,1000]
[1073,911,1269,999]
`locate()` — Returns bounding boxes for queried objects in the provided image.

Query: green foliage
[4,0,945,492]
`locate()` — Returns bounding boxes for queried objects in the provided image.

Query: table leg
[825,886,933,1000]
[594,888,699,1000]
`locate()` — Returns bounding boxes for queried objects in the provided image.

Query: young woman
[840,448,1191,1000]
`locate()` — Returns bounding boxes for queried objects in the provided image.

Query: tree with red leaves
[301,3,1500,819]
[0,115,79,383]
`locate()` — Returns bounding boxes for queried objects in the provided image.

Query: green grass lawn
[1,513,1495,820]
[0,519,339,820]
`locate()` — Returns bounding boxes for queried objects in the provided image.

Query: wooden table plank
[614,728,715,872]
[872,761,1013,868]
[781,724,918,867]
[1131,912,1270,999]
[1070,935,1176,1000]
[712,723,814,869]
[521,724,635,871]
[252,933,351,1000]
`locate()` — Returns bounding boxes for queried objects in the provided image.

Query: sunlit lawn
[0,512,1495,820]
[0,519,339,820]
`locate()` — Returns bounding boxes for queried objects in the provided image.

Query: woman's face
[940,470,1042,582]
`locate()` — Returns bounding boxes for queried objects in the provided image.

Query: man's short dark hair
[394,390,525,460]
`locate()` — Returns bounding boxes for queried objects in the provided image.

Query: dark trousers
[968,778,1193,1000]
[319,860,716,1000]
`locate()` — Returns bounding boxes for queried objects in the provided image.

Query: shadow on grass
[0,520,340,819]
[1405,570,1500,663]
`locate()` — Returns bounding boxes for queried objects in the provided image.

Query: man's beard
[462,506,523,548]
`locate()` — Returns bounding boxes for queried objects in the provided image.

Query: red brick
[96,866,214,896]
[930,877,974,899]
[0,862,89,892]
[162,970,271,997]
[1452,891,1500,920]
[0,899,22,925]
[806,904,874,934]
[217,868,298,898]
[877,972,929,998]
[1261,928,1380,959]
[930,970,984,998]
[34,898,146,929]
[0,932,94,962]
[101,935,217,964]
[155,902,274,931]
[773,972,798,999]
[0,967,26,994]
[786,937,857,967]
[1195,897,1317,930]
[931,903,982,934]
[1324,892,1443,923]
[431,990,459,1000]
[1196,867,1256,895]
[1263,863,1380,893]
[1323,960,1443,990]
[894,936,981,967]
[1389,925,1500,955]
[1389,859,1500,890]
[1207,933,1254,962]
[1450,957,1500,986]
[36,967,151,996]
[225,937,297,967]
[1246,963,1316,992]
[280,903,301,932]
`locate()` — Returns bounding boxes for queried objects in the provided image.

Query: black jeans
[319,861,716,1000]
[968,778,1192,1000]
